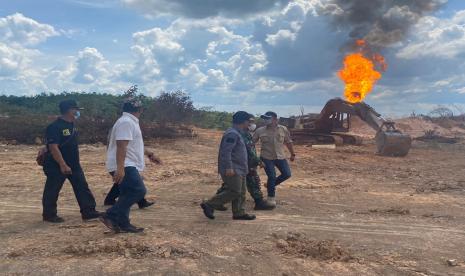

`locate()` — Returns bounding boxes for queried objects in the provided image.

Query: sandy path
[1,130,465,275]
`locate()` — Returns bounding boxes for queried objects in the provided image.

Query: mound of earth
[275,232,354,262]
[62,238,201,259]
[350,116,465,139]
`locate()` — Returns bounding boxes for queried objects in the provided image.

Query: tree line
[0,89,233,144]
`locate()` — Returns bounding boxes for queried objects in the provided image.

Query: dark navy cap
[233,111,253,124]
[260,111,277,119]
[59,99,83,114]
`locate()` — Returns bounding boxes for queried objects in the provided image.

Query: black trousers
[42,165,97,218]
[104,183,149,207]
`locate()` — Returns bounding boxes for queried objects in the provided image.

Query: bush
[143,91,195,126]
[428,107,454,118]
[193,108,232,130]
[0,116,50,144]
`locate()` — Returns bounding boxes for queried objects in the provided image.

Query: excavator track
[291,131,361,146]
[291,130,344,146]
[331,132,363,145]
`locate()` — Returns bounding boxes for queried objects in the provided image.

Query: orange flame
[338,42,385,103]
[355,39,366,47]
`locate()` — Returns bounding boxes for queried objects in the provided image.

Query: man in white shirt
[99,98,160,233]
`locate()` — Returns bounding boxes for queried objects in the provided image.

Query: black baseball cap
[260,111,277,119]
[59,99,83,114]
[233,111,253,124]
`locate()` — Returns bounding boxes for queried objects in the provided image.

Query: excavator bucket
[375,131,412,157]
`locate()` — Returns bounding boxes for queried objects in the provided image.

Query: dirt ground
[1,128,465,276]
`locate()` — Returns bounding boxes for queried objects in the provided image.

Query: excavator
[285,98,412,157]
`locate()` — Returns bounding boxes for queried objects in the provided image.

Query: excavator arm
[314,98,412,157]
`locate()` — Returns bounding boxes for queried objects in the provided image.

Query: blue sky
[0,0,464,116]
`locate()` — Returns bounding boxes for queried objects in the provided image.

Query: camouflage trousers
[217,168,264,203]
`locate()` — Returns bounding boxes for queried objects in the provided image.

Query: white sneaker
[267,197,276,206]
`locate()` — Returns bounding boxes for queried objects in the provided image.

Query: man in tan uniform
[253,111,295,207]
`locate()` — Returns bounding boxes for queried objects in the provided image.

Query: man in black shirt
[42,100,101,223]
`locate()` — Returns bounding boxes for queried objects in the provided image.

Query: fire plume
[338,40,386,103]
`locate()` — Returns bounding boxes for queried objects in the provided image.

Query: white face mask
[265,119,273,125]
[248,123,257,132]
[74,111,81,120]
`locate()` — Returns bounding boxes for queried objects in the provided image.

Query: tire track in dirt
[144,212,465,237]
[3,201,463,239]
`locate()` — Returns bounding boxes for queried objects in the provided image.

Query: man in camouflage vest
[216,117,275,211]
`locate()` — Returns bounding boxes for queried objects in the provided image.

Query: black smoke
[323,0,446,48]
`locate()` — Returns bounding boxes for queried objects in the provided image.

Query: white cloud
[0,43,33,76]
[254,1,345,82]
[0,13,57,94]
[117,19,273,95]
[118,44,161,84]
[133,27,184,54]
[265,29,297,46]
[397,10,465,59]
[73,47,110,84]
[205,68,229,89]
[0,13,125,95]
[179,63,208,88]
[0,13,59,46]
[121,24,189,84]
[456,87,465,94]
[122,0,289,19]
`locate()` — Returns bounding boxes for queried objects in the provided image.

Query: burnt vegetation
[0,88,233,144]
[409,106,465,144]
[410,106,465,125]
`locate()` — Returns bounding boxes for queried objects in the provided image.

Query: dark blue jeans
[106,167,146,228]
[262,158,291,197]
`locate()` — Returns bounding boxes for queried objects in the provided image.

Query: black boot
[119,224,144,233]
[200,203,215,219]
[82,210,103,221]
[254,199,276,210]
[138,199,155,209]
[43,215,65,223]
[233,214,256,220]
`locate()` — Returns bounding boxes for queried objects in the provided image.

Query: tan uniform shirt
[253,125,292,160]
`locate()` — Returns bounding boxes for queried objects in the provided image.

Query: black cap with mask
[232,111,253,124]
[59,100,84,114]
